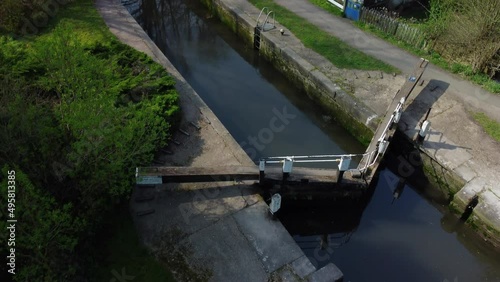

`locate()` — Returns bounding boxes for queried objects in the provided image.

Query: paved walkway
[273,0,500,123]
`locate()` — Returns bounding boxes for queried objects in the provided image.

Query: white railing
[327,0,344,11]
[260,150,378,173]
[256,7,275,31]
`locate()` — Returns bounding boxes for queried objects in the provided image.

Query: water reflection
[280,165,500,281]
[133,0,365,164]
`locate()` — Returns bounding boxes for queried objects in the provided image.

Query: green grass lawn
[473,112,500,142]
[249,0,399,73]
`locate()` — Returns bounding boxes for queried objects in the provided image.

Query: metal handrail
[263,153,363,160]
[256,7,270,28]
[260,150,379,171]
[262,11,275,31]
[256,7,276,31]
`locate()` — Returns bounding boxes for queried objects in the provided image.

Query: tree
[427,0,500,76]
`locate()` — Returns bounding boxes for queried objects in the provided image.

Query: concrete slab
[184,215,268,282]
[291,255,317,279]
[438,147,473,171]
[453,177,490,208]
[239,183,263,206]
[131,183,249,243]
[232,201,305,273]
[471,189,500,244]
[307,263,343,282]
[453,161,478,183]
[475,189,500,225]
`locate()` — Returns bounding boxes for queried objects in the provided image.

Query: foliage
[424,0,453,39]
[427,0,500,77]
[0,0,25,33]
[354,15,500,93]
[0,167,85,281]
[249,0,400,73]
[307,0,500,93]
[0,0,179,280]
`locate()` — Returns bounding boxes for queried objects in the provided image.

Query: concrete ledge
[291,255,317,279]
[307,263,343,282]
[232,201,304,273]
[399,114,500,246]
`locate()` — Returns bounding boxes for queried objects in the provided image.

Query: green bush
[0,0,24,32]
[0,3,180,280]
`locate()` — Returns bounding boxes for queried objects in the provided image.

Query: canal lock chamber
[123,0,500,280]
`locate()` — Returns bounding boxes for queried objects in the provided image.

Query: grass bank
[0,0,178,280]
[248,0,399,73]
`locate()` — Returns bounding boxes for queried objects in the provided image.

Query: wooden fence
[360,7,427,49]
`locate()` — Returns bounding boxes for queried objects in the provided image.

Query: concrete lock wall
[200,0,376,146]
[198,0,500,246]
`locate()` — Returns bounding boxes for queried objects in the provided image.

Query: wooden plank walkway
[358,58,428,178]
[137,166,339,185]
[138,166,260,183]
